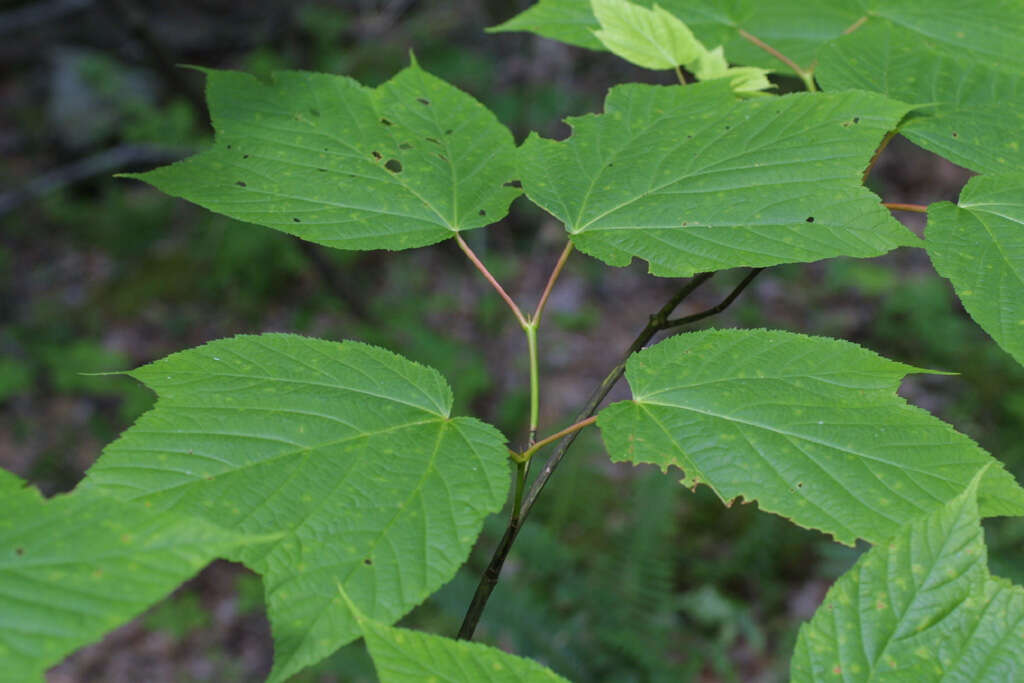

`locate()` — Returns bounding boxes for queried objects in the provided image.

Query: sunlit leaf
[490,0,863,75]
[590,0,702,70]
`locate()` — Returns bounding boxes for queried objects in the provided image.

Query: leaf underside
[519,81,915,277]
[82,334,510,682]
[124,61,521,251]
[926,174,1024,367]
[597,329,1024,546]
[791,476,1024,681]
[0,470,251,682]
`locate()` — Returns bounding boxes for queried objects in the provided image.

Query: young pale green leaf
[791,474,1024,681]
[689,47,773,95]
[597,329,1024,545]
[81,334,510,683]
[817,20,1024,175]
[926,174,1024,367]
[0,471,256,682]
[122,60,520,251]
[362,619,571,682]
[490,0,863,75]
[519,82,915,277]
[590,0,701,70]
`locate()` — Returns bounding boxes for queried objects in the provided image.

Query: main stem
[525,323,540,445]
[459,269,763,640]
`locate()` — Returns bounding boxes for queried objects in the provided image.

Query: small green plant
[4,0,1024,680]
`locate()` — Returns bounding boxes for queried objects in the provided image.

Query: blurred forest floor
[2,1,1023,682]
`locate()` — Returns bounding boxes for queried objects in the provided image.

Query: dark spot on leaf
[853,117,860,123]
[417,97,430,105]
[323,148,329,152]
[806,216,815,223]
[438,153,448,161]
[243,154,250,159]
[796,482,804,488]
[235,181,247,187]
[952,131,959,138]
[445,129,453,135]
[399,142,412,149]
[681,221,688,227]
[364,558,373,565]
[309,108,320,117]
[608,162,614,167]
[380,117,393,126]
[15,547,23,556]
[226,144,232,150]
[686,134,693,139]
[293,217,301,222]
[503,180,522,188]
[371,151,382,160]
[724,125,731,130]
[478,209,486,216]
[425,137,440,145]
[317,168,327,172]
[385,159,403,173]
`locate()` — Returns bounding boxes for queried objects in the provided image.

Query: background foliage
[2,1,1023,681]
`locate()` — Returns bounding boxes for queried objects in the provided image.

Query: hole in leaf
[478,209,486,216]
[371,151,382,160]
[309,108,320,117]
[503,180,522,188]
[399,142,412,149]
[364,558,373,565]
[806,216,815,223]
[293,217,301,223]
[235,181,247,187]
[380,117,393,126]
[417,97,430,105]
[385,159,403,173]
